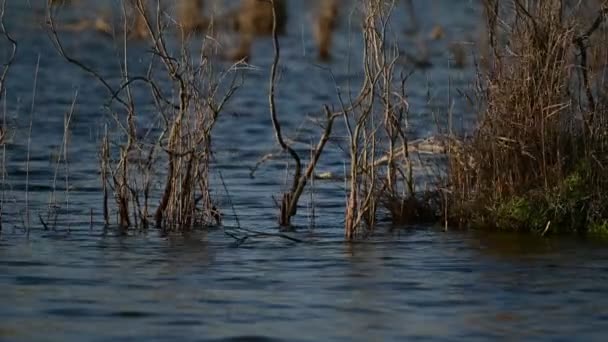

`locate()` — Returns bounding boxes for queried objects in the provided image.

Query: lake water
[1,1,608,341]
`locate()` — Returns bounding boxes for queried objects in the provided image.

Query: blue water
[1,1,607,341]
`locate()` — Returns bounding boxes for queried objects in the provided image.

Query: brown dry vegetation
[3,0,608,240]
[341,0,439,239]
[447,0,608,235]
[48,0,241,232]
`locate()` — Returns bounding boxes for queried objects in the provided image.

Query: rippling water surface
[1,1,608,341]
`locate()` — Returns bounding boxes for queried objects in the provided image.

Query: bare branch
[268,0,301,195]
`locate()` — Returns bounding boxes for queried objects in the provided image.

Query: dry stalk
[47,90,77,230]
[341,0,435,239]
[24,56,40,235]
[101,125,110,227]
[344,0,394,240]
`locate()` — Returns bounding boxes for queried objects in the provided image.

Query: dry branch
[267,0,339,227]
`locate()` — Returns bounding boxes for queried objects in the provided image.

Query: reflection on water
[1,1,608,341]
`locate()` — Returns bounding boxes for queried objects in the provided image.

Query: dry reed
[447,0,608,234]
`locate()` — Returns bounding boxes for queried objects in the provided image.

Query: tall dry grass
[447,0,608,234]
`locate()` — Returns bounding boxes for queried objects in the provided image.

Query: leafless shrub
[340,0,441,239]
[48,0,241,231]
[343,0,395,240]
